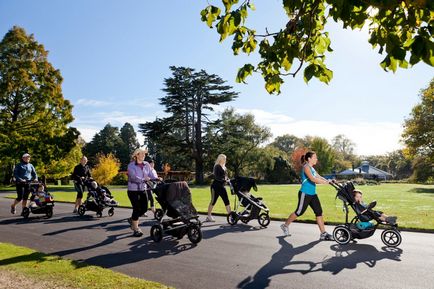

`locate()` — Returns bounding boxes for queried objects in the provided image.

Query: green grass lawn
[4,183,434,230]
[0,242,170,289]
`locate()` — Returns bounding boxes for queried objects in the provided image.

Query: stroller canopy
[154,181,197,220]
[336,182,356,204]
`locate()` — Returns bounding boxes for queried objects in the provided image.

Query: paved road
[0,194,433,289]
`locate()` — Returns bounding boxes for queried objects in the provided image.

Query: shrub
[92,153,120,185]
[111,172,128,185]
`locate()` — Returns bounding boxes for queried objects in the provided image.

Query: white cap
[22,153,30,158]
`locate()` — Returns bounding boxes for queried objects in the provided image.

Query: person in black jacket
[71,156,91,213]
[206,154,232,222]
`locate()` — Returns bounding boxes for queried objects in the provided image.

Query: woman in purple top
[127,148,155,237]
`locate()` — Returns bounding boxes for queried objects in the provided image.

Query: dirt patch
[0,269,75,289]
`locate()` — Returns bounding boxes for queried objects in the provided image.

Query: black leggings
[294,191,323,217]
[127,190,148,221]
[210,182,230,206]
[74,183,85,199]
[146,190,154,208]
[16,184,30,202]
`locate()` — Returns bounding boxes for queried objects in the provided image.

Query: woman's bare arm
[304,166,329,185]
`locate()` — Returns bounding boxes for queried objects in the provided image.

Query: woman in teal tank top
[280,151,334,241]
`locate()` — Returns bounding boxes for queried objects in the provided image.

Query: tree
[402,78,434,182]
[91,153,120,185]
[0,26,77,182]
[402,78,434,163]
[84,124,124,166]
[309,137,336,174]
[140,66,238,184]
[206,108,271,176]
[118,123,140,170]
[201,1,433,94]
[270,134,302,156]
[332,134,357,171]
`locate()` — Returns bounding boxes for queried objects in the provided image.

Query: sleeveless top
[300,164,317,195]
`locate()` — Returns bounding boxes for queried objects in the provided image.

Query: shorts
[74,183,86,199]
[210,182,230,206]
[294,191,323,217]
[16,183,31,202]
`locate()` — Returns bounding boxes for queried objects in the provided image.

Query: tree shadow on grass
[237,237,320,289]
[410,187,434,194]
[0,251,88,269]
[310,243,402,275]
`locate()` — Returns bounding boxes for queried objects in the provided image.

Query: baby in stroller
[89,181,117,206]
[29,183,51,208]
[353,190,397,229]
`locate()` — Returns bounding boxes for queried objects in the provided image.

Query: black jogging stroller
[330,181,402,247]
[226,176,271,227]
[77,178,118,218]
[149,181,202,244]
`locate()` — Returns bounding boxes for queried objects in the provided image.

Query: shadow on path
[237,237,320,289]
[310,243,402,275]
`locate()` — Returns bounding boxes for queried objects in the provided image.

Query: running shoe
[73,208,78,214]
[320,231,334,241]
[205,216,215,222]
[280,224,290,236]
[133,229,143,237]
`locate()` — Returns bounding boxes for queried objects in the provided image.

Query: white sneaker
[280,224,290,236]
[205,216,215,222]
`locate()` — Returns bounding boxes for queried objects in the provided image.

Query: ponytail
[301,151,315,165]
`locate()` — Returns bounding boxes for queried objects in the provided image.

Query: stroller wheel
[381,229,402,247]
[154,209,164,222]
[187,224,202,244]
[96,211,103,218]
[333,225,352,245]
[227,211,239,225]
[45,207,53,219]
[77,205,86,216]
[258,213,271,227]
[22,207,30,219]
[108,208,114,217]
[151,224,163,242]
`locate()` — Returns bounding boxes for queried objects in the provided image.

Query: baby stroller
[330,181,402,247]
[22,182,54,219]
[226,176,270,227]
[150,181,202,244]
[77,179,118,218]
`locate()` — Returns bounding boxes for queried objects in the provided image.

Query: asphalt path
[0,193,433,289]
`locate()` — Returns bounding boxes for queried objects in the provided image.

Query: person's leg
[74,183,84,211]
[309,195,325,233]
[127,191,141,231]
[207,185,218,219]
[139,191,148,217]
[147,190,155,213]
[220,186,232,214]
[21,184,31,210]
[11,184,24,214]
[285,191,310,226]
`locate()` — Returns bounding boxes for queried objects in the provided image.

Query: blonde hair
[215,154,227,169]
[131,147,148,161]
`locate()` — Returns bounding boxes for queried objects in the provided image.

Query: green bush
[111,173,128,185]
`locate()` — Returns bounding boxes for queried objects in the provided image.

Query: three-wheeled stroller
[226,176,270,227]
[150,181,202,244]
[77,179,118,218]
[330,181,402,247]
[22,182,54,219]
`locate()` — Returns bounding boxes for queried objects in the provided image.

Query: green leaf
[282,56,292,71]
[236,64,255,83]
[303,64,316,83]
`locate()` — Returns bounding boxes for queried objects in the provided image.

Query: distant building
[337,161,393,180]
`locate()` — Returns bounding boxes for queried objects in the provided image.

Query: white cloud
[233,108,403,156]
[76,98,111,107]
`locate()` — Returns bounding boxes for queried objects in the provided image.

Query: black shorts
[210,182,230,206]
[294,191,323,217]
[74,183,86,199]
[16,183,31,202]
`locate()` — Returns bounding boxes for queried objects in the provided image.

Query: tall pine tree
[140,66,238,184]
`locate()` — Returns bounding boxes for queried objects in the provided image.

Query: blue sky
[1,0,432,155]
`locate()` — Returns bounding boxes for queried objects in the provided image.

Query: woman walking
[280,151,334,240]
[71,156,91,213]
[206,154,232,222]
[127,148,155,237]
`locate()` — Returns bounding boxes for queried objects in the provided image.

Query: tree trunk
[194,101,204,184]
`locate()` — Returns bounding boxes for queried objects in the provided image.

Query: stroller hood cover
[231,176,257,193]
[155,181,197,219]
[336,182,356,204]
